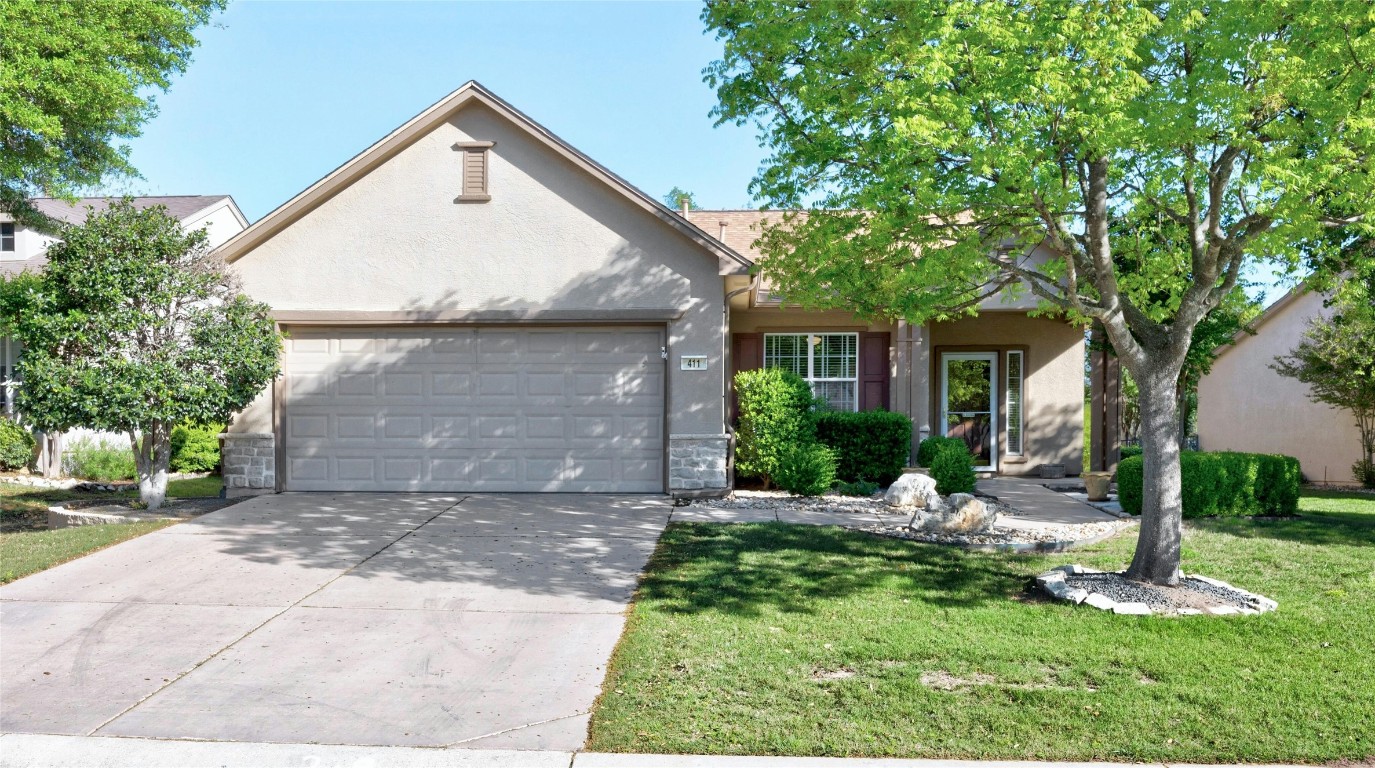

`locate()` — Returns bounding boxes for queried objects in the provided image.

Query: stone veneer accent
[668,433,730,497]
[220,433,275,497]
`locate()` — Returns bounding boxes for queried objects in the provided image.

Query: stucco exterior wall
[228,102,728,441]
[1198,290,1361,484]
[929,312,1085,475]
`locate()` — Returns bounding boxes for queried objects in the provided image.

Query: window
[1,223,14,252]
[1006,350,1024,455]
[452,140,494,202]
[764,333,858,411]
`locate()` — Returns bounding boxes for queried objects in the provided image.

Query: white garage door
[282,326,665,492]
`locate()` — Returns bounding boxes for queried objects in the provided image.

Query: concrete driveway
[0,493,670,750]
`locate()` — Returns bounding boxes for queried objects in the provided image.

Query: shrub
[0,419,36,471]
[170,422,223,473]
[929,442,976,495]
[734,368,816,486]
[1120,444,1143,459]
[64,436,137,481]
[814,410,912,486]
[1353,459,1375,489]
[773,442,837,497]
[835,478,880,497]
[1117,451,1301,518]
[916,435,965,467]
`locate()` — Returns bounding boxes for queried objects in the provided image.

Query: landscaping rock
[1112,602,1153,615]
[884,473,940,508]
[1036,566,1280,617]
[909,493,996,534]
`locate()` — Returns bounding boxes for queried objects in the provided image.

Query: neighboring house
[216,81,1085,497]
[1199,287,1363,485]
[1,196,249,472]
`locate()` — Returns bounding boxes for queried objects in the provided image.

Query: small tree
[11,201,280,508]
[663,186,699,211]
[1273,278,1375,488]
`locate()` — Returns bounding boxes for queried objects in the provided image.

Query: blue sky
[119,1,765,221]
[116,0,1290,304]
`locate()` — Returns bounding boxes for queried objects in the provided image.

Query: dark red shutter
[730,333,763,422]
[859,332,890,411]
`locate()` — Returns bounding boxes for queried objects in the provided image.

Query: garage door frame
[273,319,672,493]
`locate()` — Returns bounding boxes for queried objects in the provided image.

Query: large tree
[704,1,1375,583]
[0,0,225,228]
[10,201,280,509]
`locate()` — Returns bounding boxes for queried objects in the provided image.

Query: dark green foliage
[930,443,976,495]
[773,442,837,497]
[1117,452,1301,518]
[835,478,880,497]
[0,419,36,470]
[734,368,816,485]
[1120,444,1143,459]
[1354,460,1375,489]
[64,437,136,481]
[916,435,965,468]
[813,410,911,486]
[170,422,222,473]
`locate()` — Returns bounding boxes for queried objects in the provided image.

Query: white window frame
[1,222,15,253]
[1005,350,1024,457]
[763,332,859,412]
[939,351,999,472]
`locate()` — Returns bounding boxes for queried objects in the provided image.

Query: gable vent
[453,141,494,202]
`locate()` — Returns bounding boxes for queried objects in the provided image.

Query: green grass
[590,490,1375,763]
[1,475,222,519]
[0,519,176,583]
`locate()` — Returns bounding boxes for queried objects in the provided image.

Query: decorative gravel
[698,489,1134,548]
[1066,572,1252,612]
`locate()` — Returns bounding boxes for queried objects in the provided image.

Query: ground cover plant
[0,476,222,532]
[590,490,1374,762]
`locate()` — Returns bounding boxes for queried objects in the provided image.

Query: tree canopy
[663,186,700,211]
[0,0,225,228]
[11,201,279,506]
[703,0,1375,583]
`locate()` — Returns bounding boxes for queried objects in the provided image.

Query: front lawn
[589,490,1374,763]
[0,476,223,583]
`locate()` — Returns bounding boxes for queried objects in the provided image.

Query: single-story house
[2,196,248,472]
[218,81,1086,497]
[1198,286,1363,485]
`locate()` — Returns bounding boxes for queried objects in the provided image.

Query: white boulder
[908,492,997,534]
[884,473,940,508]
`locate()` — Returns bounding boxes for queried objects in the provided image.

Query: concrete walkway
[0,734,1307,768]
[0,494,670,750]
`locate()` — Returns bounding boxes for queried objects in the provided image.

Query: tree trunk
[1126,371,1184,586]
[131,423,172,510]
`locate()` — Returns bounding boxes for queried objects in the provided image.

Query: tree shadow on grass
[1188,510,1375,550]
[637,522,1026,618]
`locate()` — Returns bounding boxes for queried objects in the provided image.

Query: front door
[940,352,998,471]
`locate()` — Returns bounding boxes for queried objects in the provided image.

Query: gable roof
[216,81,752,274]
[1,195,245,277]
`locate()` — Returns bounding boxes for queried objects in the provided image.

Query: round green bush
[0,419,36,471]
[773,442,837,497]
[734,368,816,486]
[170,422,223,473]
[916,435,965,468]
[930,443,976,495]
[814,410,912,485]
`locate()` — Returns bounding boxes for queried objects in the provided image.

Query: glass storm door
[940,352,998,471]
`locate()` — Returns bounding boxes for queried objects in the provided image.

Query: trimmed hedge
[930,442,977,495]
[170,423,223,473]
[1117,450,1301,518]
[916,435,965,467]
[814,410,912,485]
[734,368,816,485]
[774,442,838,497]
[0,418,35,471]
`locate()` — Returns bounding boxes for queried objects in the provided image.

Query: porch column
[896,320,932,463]
[1088,324,1121,473]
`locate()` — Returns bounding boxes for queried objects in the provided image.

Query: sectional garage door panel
[282,327,665,492]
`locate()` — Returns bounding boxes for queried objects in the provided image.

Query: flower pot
[1084,471,1113,501]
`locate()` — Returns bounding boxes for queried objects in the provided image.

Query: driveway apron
[0,493,670,750]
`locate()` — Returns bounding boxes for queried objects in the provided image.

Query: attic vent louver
[453,141,494,202]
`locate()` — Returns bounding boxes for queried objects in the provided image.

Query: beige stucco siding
[1198,290,1361,484]
[929,312,1085,475]
[229,102,727,438]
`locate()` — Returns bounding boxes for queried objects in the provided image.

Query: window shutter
[730,333,763,422]
[859,332,890,411]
